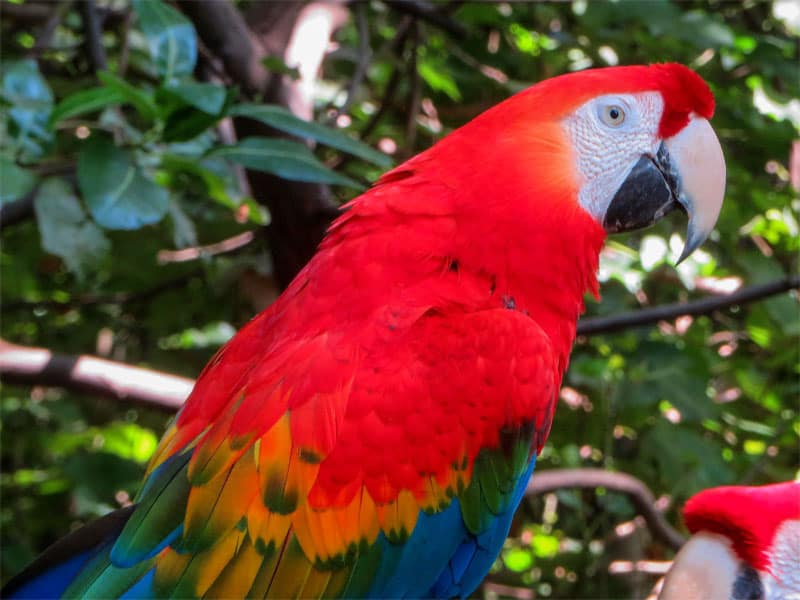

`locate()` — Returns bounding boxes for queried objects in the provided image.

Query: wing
[62,307,559,599]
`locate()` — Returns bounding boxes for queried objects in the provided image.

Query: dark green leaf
[77,135,169,230]
[208,137,363,188]
[229,103,392,168]
[49,87,125,126]
[132,0,197,80]
[0,159,36,204]
[162,106,221,143]
[163,82,227,115]
[260,55,301,80]
[97,71,159,122]
[418,61,462,101]
[33,178,110,277]
[158,154,269,225]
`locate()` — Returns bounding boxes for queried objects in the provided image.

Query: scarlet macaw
[660,482,800,600]
[6,63,726,599]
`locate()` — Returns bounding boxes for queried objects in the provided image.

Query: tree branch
[177,0,267,95]
[525,468,686,551]
[0,193,36,229]
[180,0,348,287]
[576,275,799,336]
[382,0,467,39]
[5,276,794,408]
[80,0,107,72]
[0,340,191,412]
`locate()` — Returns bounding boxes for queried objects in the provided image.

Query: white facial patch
[563,91,664,223]
[763,519,800,600]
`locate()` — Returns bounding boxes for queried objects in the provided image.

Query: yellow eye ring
[601,104,626,127]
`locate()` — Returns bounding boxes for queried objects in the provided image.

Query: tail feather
[3,506,136,599]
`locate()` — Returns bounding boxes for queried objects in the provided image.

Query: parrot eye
[601,104,626,127]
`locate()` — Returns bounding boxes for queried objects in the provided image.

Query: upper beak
[603,117,726,264]
[659,532,740,600]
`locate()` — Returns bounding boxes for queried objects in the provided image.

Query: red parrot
[660,482,800,600]
[6,63,726,599]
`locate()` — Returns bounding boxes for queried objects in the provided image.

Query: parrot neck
[394,121,607,367]
[327,130,606,370]
[451,187,606,370]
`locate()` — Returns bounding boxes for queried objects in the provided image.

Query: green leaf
[49,87,125,126]
[163,82,227,115]
[133,0,197,80]
[418,61,462,101]
[162,107,221,143]
[531,533,560,559]
[167,197,197,249]
[97,71,159,122]
[2,59,53,157]
[96,422,158,464]
[504,547,533,572]
[159,322,236,350]
[0,159,36,204]
[159,154,269,225]
[229,104,392,168]
[260,55,301,80]
[209,137,363,188]
[77,135,169,230]
[33,178,110,277]
[2,59,53,132]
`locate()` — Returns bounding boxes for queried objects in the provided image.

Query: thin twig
[117,8,133,77]
[2,270,202,311]
[403,21,422,156]
[481,582,534,600]
[331,2,371,120]
[382,0,467,39]
[29,0,74,58]
[525,468,686,551]
[157,231,255,264]
[576,275,800,336]
[359,16,414,140]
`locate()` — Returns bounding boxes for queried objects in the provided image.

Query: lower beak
[603,117,726,263]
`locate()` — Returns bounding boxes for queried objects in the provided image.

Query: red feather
[683,481,800,571]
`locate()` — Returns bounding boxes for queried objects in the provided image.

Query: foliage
[1,1,798,598]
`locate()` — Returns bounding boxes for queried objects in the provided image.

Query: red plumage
[683,481,800,572]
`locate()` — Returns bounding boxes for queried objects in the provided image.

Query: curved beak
[659,532,739,600]
[603,117,726,264]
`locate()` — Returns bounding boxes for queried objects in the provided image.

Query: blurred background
[1,1,798,597]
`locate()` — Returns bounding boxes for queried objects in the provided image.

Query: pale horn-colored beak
[659,532,738,600]
[665,117,726,264]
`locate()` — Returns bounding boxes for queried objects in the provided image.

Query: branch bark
[576,274,799,336]
[0,340,191,412]
[382,0,467,39]
[177,0,268,95]
[80,0,107,72]
[525,468,686,551]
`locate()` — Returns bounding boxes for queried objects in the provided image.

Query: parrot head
[428,63,726,265]
[559,64,726,263]
[660,482,800,600]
